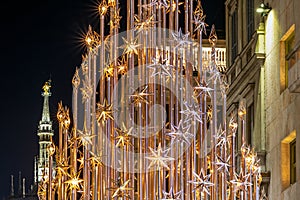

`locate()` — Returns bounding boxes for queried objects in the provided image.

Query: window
[286,33,296,70]
[280,25,295,92]
[246,103,254,146]
[231,10,238,64]
[246,0,254,41]
[281,130,297,190]
[290,139,296,184]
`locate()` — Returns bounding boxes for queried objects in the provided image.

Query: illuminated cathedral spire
[36,80,54,183]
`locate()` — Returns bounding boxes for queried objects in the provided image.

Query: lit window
[280,25,295,92]
[290,139,296,184]
[281,130,297,190]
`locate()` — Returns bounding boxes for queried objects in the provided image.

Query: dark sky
[0,0,224,198]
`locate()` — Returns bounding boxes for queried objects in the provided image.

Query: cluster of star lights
[37,0,268,199]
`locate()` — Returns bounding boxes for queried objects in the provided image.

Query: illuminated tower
[36,80,54,183]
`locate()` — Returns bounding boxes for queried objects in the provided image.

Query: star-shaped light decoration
[180,101,203,123]
[161,187,182,200]
[188,168,214,195]
[129,86,152,107]
[96,99,114,124]
[213,155,231,173]
[145,143,175,170]
[117,55,128,75]
[65,171,83,190]
[193,79,213,99]
[214,125,227,148]
[171,28,192,49]
[147,55,173,77]
[114,123,133,148]
[80,79,93,103]
[77,129,96,146]
[103,62,115,77]
[89,150,104,167]
[166,0,184,13]
[230,171,253,192]
[120,37,141,55]
[167,120,193,145]
[193,3,208,35]
[134,14,157,33]
[207,66,223,84]
[77,151,85,170]
[55,162,70,177]
[110,179,133,199]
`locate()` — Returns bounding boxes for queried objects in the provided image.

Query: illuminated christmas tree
[38,0,266,199]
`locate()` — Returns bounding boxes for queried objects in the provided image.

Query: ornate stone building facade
[225,0,300,199]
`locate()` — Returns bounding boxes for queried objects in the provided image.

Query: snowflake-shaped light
[171,28,192,48]
[213,155,230,173]
[161,187,182,200]
[147,55,173,77]
[230,171,253,192]
[180,101,203,123]
[167,120,193,145]
[146,143,175,170]
[193,79,213,98]
[188,168,214,195]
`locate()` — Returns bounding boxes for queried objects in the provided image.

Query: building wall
[264,0,300,199]
[226,0,300,199]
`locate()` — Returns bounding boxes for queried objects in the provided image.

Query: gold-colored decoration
[72,68,80,89]
[96,99,114,124]
[98,0,108,15]
[42,80,51,95]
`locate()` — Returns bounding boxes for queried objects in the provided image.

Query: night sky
[0,0,225,198]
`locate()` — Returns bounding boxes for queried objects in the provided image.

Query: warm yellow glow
[96,99,114,124]
[108,0,115,7]
[111,179,133,198]
[65,173,83,190]
[57,101,65,123]
[42,80,51,95]
[85,36,92,45]
[99,1,108,15]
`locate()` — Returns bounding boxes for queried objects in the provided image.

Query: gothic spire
[41,80,51,123]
